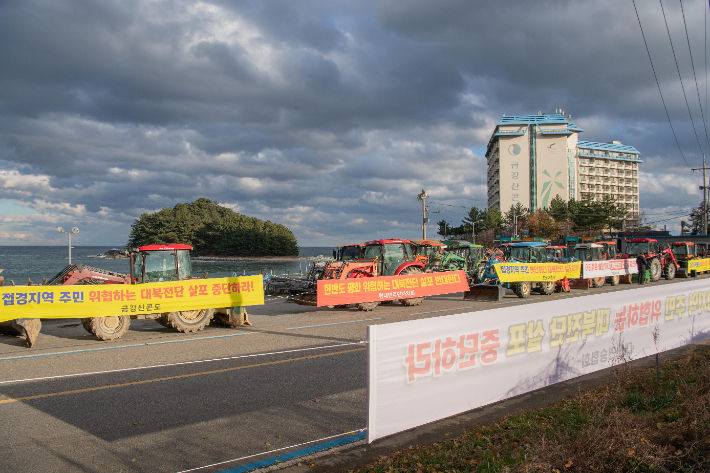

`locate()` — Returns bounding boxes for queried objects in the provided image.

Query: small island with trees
[126,198,299,257]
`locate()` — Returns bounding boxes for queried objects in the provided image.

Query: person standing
[636,254,648,285]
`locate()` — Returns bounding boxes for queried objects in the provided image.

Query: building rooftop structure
[486,111,640,230]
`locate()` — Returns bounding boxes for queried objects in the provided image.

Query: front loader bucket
[213,307,251,327]
[464,284,505,302]
[569,278,592,290]
[287,292,318,306]
[675,268,690,279]
[618,274,633,284]
[0,318,41,347]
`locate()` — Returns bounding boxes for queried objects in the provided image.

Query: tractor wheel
[156,314,171,327]
[89,315,130,341]
[166,308,214,333]
[513,281,531,298]
[357,301,379,311]
[538,281,555,295]
[592,277,605,288]
[664,262,676,280]
[398,266,425,306]
[608,275,620,286]
[649,258,662,281]
[81,317,93,334]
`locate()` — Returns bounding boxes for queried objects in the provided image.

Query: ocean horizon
[0,246,335,285]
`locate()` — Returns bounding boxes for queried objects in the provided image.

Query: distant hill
[127,198,299,257]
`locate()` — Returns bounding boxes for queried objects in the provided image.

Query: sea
[0,246,336,285]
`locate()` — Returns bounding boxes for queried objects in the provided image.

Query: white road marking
[0,341,366,385]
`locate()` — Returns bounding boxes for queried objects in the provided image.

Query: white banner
[581,259,638,278]
[366,279,710,443]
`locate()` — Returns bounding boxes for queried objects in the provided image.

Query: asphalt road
[0,275,706,473]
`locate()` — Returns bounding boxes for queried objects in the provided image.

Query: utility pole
[417,189,429,239]
[692,156,709,234]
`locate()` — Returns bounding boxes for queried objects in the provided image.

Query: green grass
[350,347,710,473]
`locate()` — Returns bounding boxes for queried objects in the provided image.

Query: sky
[1,0,710,247]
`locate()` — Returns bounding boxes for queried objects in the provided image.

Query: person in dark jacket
[636,254,648,285]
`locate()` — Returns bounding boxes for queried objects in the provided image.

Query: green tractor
[425,241,485,280]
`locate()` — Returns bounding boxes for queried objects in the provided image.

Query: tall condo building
[486,112,641,227]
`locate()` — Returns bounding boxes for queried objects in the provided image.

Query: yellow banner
[494,262,581,282]
[688,258,710,272]
[0,276,264,323]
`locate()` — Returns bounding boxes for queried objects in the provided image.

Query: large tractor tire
[166,308,214,333]
[357,301,379,311]
[513,281,531,298]
[398,266,425,306]
[81,317,93,333]
[664,262,676,280]
[592,277,605,288]
[537,281,555,295]
[607,275,620,286]
[649,258,662,282]
[89,315,130,341]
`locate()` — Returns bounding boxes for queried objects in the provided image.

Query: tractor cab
[624,238,659,257]
[672,242,696,260]
[130,244,194,283]
[411,240,444,265]
[509,242,547,263]
[445,241,486,266]
[412,240,444,258]
[546,246,566,261]
[598,241,618,259]
[363,239,423,276]
[574,243,603,262]
[335,244,365,261]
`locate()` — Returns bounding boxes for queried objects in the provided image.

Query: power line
[680,0,710,150]
[632,0,692,169]
[660,0,705,156]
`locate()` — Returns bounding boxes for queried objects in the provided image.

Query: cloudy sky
[1,0,709,247]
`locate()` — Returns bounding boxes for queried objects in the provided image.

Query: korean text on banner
[582,259,638,279]
[317,271,469,307]
[494,261,581,282]
[688,258,710,272]
[0,275,264,323]
[366,279,710,443]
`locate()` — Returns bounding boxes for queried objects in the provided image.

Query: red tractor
[621,238,678,282]
[411,239,445,266]
[672,241,699,278]
[334,244,365,261]
[598,241,618,260]
[290,238,426,311]
[3,244,246,347]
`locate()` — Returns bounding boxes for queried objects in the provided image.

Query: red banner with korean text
[316,271,469,307]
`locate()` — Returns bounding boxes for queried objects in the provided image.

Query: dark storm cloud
[0,0,707,244]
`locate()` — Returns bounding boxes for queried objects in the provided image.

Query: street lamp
[471,219,485,245]
[58,226,79,264]
[417,190,429,239]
